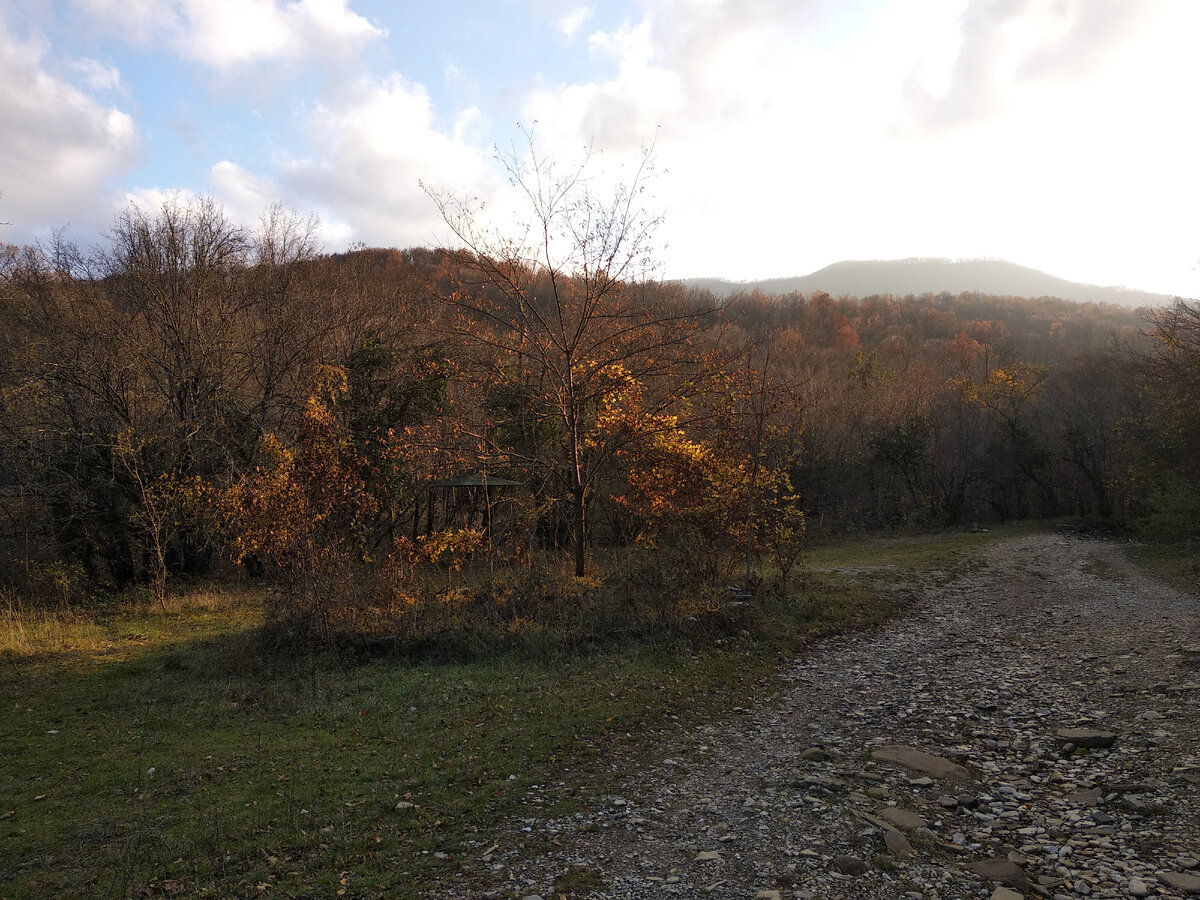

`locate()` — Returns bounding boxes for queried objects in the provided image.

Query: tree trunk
[572,483,586,578]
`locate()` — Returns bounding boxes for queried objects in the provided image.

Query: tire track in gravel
[444,533,1200,900]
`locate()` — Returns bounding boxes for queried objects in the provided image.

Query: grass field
[0,524,1147,899]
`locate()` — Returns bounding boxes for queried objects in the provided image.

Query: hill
[683,258,1174,305]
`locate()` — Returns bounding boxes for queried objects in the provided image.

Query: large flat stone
[965,858,1030,890]
[830,855,869,876]
[878,806,928,830]
[870,745,971,781]
[1160,872,1200,894]
[1053,728,1117,749]
[884,828,915,858]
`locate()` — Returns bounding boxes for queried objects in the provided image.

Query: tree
[214,367,385,638]
[425,133,706,576]
[1135,298,1200,538]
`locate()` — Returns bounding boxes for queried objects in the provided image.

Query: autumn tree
[425,134,707,576]
[1136,298,1200,537]
[214,367,385,638]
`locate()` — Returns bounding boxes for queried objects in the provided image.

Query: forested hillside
[685,257,1175,306]
[2,195,1197,640]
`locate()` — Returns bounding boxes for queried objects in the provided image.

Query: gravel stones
[443,535,1200,899]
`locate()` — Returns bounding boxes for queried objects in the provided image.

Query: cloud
[559,6,593,40]
[896,0,1168,135]
[72,0,384,69]
[0,21,140,238]
[69,57,125,93]
[522,0,824,157]
[274,74,500,250]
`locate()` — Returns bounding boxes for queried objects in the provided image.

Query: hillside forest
[1,154,1198,644]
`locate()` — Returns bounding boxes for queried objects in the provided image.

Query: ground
[444,533,1200,899]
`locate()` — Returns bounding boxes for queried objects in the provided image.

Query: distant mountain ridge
[683,258,1174,306]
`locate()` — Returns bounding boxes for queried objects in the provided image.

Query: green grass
[0,530,1010,899]
[1126,541,1200,597]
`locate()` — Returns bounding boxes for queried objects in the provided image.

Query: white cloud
[896,0,1167,136]
[505,0,1200,296]
[72,0,384,69]
[0,22,140,238]
[210,160,280,223]
[275,74,501,250]
[560,6,593,40]
[69,57,125,93]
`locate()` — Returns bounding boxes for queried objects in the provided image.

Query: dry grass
[0,583,261,659]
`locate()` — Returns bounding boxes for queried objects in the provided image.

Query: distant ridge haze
[682,258,1176,306]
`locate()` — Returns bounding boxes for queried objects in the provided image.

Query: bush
[1137,474,1200,542]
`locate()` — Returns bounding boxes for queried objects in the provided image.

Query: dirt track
[444,533,1200,899]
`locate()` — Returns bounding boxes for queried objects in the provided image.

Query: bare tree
[425,133,708,576]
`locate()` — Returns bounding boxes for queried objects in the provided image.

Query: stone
[1127,879,1150,897]
[884,829,915,858]
[1066,788,1104,806]
[965,858,1031,890]
[830,855,869,876]
[1053,729,1117,749]
[695,851,722,862]
[870,745,972,781]
[755,892,782,900]
[991,889,1025,900]
[1160,872,1200,894]
[878,807,928,831]
[800,747,830,762]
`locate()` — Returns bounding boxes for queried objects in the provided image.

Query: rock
[884,828,915,858]
[878,807,928,831]
[830,855,869,876]
[695,850,722,862]
[1127,879,1150,897]
[755,892,782,900]
[394,801,415,810]
[965,858,1031,890]
[1160,872,1200,894]
[870,745,971,781]
[800,747,830,761]
[1053,728,1117,749]
[991,889,1025,900]
[1066,788,1104,806]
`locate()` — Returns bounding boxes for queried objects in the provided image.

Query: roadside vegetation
[0,531,943,899]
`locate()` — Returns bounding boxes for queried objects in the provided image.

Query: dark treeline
[1,195,1196,635]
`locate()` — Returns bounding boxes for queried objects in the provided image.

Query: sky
[1,0,1199,297]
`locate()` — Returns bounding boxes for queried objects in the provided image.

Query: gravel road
[443,533,1200,899]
